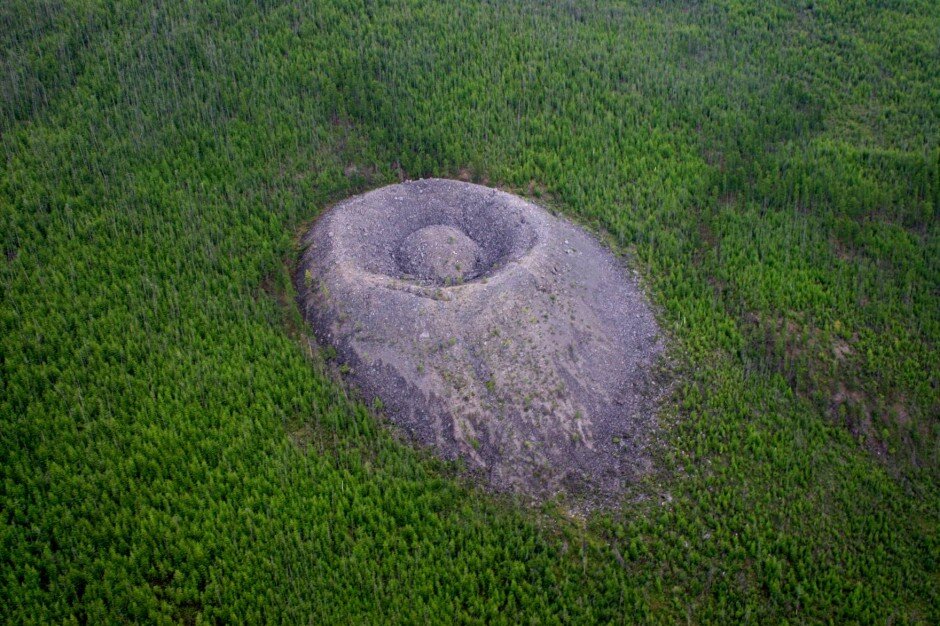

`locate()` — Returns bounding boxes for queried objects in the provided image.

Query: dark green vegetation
[2,0,937,622]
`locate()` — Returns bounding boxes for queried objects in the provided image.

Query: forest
[1,0,937,623]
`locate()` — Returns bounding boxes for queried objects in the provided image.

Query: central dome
[397,225,481,285]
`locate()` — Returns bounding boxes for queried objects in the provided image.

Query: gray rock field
[297,179,664,502]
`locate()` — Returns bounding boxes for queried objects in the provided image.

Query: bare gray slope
[297,179,663,501]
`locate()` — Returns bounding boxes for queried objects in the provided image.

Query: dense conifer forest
[1,0,937,622]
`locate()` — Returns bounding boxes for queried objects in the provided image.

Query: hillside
[2,1,937,623]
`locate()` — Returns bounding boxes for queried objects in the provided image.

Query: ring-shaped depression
[329,182,540,287]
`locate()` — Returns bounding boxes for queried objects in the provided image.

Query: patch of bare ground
[295,179,666,505]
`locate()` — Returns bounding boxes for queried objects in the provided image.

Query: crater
[296,179,664,505]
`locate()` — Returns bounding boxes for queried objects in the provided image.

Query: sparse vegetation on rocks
[297,179,663,502]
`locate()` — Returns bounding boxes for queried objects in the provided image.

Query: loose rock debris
[297,179,664,502]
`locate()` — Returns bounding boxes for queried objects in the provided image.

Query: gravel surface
[296,179,664,503]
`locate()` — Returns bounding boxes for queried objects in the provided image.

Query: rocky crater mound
[397,225,481,285]
[297,179,663,502]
